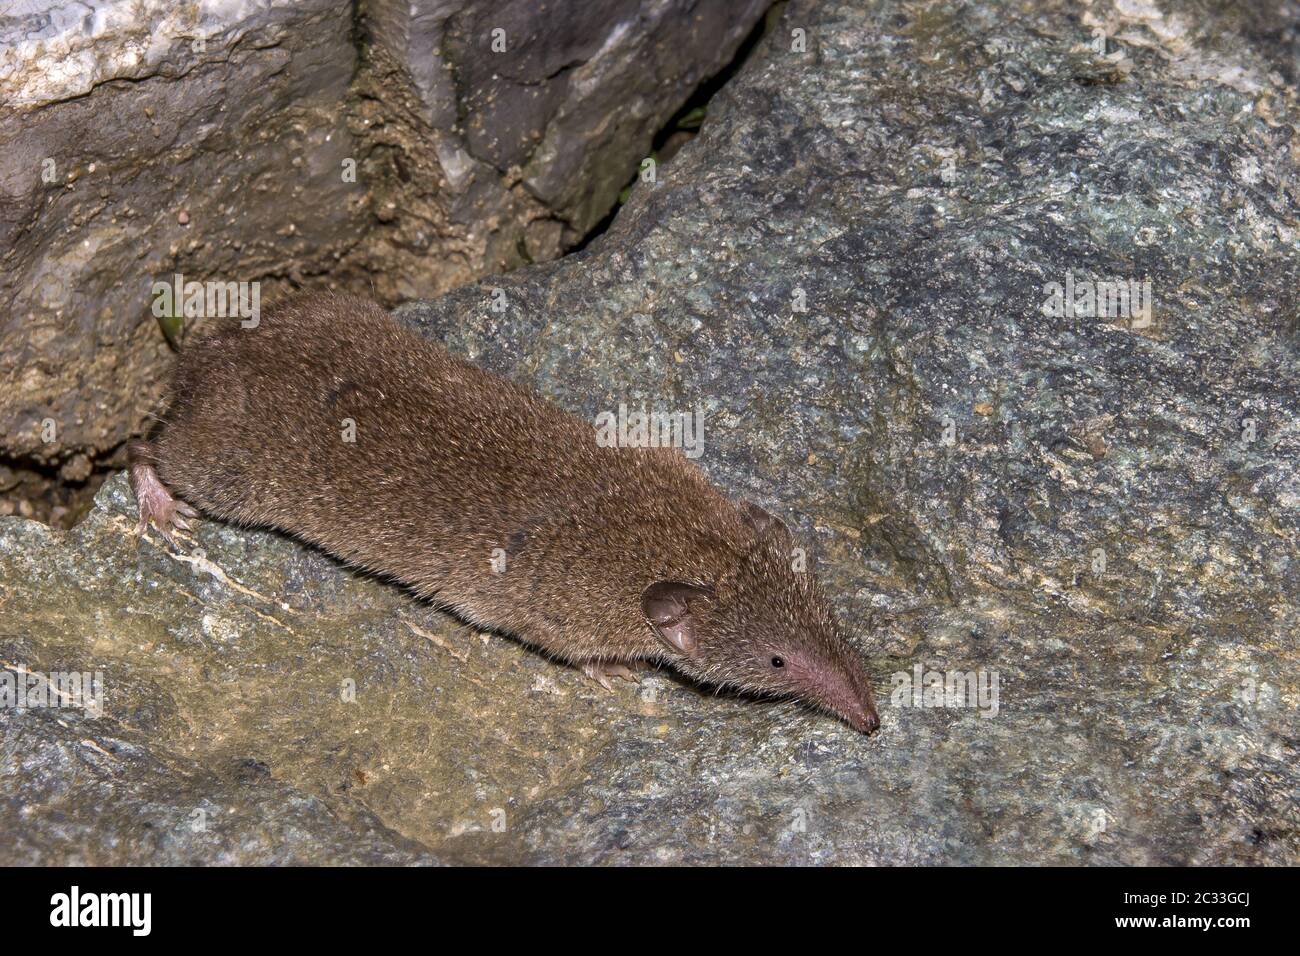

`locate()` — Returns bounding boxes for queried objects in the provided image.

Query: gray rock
[2,0,1297,864]
[399,0,1299,864]
[0,0,768,482]
[1,0,364,478]
[4,705,442,866]
[316,0,772,299]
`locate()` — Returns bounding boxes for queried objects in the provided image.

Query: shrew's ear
[641,581,714,656]
[740,500,789,540]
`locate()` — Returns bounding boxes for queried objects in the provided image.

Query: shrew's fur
[131,294,879,733]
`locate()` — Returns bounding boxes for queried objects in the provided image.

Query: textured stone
[1,0,365,479]
[399,0,1299,864]
[348,0,770,299]
[0,0,769,492]
[2,0,1297,864]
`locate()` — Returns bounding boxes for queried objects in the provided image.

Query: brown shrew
[129,294,880,734]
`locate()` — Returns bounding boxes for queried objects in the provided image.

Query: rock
[0,0,365,477]
[359,0,770,294]
[2,474,590,865]
[3,0,1297,864]
[0,0,769,480]
[397,0,1299,863]
[6,705,441,866]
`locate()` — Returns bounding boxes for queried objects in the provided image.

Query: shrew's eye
[770,656,785,668]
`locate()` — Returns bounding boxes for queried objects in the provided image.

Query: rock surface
[3,0,1297,864]
[1,0,364,484]
[0,0,767,493]
[357,0,770,301]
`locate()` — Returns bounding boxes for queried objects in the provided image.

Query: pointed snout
[820,678,880,734]
[841,668,881,735]
[846,699,881,735]
[798,654,881,735]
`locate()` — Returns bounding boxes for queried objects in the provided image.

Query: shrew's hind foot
[128,441,197,547]
[581,660,642,691]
